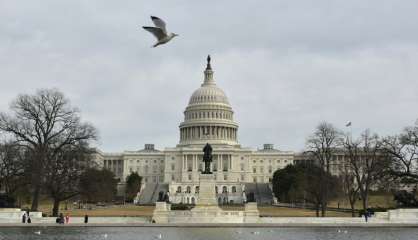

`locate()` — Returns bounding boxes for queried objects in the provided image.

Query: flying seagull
[143,16,178,48]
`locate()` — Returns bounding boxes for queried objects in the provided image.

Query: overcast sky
[1,0,417,152]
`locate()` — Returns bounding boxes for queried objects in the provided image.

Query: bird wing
[143,26,166,40]
[151,16,167,32]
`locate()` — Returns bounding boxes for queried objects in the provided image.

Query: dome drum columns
[180,126,237,142]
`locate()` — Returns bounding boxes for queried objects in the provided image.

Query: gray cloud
[1,0,417,152]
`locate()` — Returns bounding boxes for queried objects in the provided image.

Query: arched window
[222,186,227,193]
[191,197,195,205]
[215,186,218,194]
[177,186,182,193]
[186,186,191,193]
[195,186,199,193]
[232,186,237,193]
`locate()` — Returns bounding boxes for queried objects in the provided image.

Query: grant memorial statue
[202,143,213,174]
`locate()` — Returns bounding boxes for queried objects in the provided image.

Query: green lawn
[328,194,396,209]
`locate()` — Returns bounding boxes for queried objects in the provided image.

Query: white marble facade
[94,56,294,203]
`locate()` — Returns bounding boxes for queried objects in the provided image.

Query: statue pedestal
[196,173,217,206]
[152,168,260,223]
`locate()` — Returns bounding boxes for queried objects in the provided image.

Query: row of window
[252,166,275,174]
[185,111,232,120]
[110,158,291,166]
[129,166,164,174]
[183,174,245,181]
[128,159,164,164]
[252,159,290,164]
[175,185,237,194]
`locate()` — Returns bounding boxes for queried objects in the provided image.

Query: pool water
[0,227,416,240]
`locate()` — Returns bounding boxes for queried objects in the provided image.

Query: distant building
[94,56,294,204]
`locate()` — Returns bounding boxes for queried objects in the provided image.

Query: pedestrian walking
[65,215,70,224]
[84,214,88,224]
[27,216,31,223]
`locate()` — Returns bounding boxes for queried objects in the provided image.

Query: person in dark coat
[59,213,64,224]
[27,217,31,223]
[84,214,88,224]
[22,213,27,223]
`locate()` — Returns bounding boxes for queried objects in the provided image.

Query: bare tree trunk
[30,185,40,211]
[362,193,368,212]
[349,200,356,217]
[321,202,327,217]
[52,198,60,217]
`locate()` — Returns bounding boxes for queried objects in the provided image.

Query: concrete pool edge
[1,223,418,228]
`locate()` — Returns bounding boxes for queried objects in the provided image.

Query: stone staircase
[256,183,273,205]
[244,183,273,205]
[137,183,169,205]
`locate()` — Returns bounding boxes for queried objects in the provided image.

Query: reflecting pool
[0,227,417,240]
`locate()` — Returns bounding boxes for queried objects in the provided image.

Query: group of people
[21,211,31,223]
[56,213,70,224]
[23,212,89,224]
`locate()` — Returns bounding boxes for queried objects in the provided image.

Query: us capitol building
[94,56,294,205]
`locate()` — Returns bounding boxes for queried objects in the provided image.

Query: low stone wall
[152,202,260,223]
[0,209,25,223]
[0,209,43,223]
[2,208,417,225]
[260,217,367,224]
[39,217,151,224]
[0,209,151,224]
[3,216,150,224]
[388,209,418,221]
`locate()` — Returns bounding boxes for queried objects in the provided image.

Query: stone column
[194,127,197,139]
[229,155,232,171]
[194,155,198,171]
[220,154,223,172]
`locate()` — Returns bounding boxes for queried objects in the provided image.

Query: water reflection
[0,227,416,240]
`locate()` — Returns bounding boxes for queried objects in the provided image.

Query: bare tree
[342,130,387,213]
[383,123,418,183]
[339,162,360,217]
[0,89,97,211]
[306,121,342,216]
[0,141,26,197]
[44,142,93,216]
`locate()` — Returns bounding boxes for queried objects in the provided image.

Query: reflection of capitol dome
[179,56,239,146]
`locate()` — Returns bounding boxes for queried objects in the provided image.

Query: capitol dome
[178,56,239,146]
[188,85,230,106]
